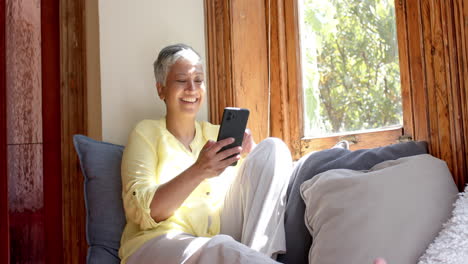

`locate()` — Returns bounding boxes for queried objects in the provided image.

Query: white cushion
[300,154,458,264]
[418,184,468,264]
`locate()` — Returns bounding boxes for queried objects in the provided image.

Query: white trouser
[127,138,293,264]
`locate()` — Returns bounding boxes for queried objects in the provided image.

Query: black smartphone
[216,107,250,166]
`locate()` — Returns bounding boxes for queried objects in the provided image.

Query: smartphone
[216,107,250,166]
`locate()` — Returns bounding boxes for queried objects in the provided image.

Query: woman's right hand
[192,138,242,178]
[373,258,387,264]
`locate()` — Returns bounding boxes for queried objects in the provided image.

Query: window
[205,0,468,189]
[264,0,409,158]
[298,0,403,138]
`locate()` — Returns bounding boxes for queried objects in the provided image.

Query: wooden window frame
[206,0,408,159]
[206,0,467,187]
[204,0,270,143]
[272,0,410,159]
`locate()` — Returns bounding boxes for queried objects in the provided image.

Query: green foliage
[302,0,402,135]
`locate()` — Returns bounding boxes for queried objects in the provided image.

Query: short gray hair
[153,44,202,85]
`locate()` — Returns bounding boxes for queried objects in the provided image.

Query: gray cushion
[277,141,428,264]
[300,154,457,264]
[73,135,125,264]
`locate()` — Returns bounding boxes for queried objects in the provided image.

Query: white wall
[99,0,207,144]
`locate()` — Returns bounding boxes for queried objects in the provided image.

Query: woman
[119,44,293,264]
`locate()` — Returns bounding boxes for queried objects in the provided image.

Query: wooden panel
[85,0,102,140]
[405,0,430,142]
[268,0,304,159]
[7,145,43,213]
[447,0,468,187]
[2,0,89,262]
[300,128,404,155]
[457,0,468,187]
[428,0,466,188]
[230,0,269,142]
[456,0,468,186]
[269,0,300,158]
[9,211,44,263]
[421,0,444,162]
[441,0,465,186]
[445,0,466,187]
[205,0,270,142]
[205,0,234,124]
[269,0,290,143]
[6,1,45,262]
[283,0,303,159]
[395,0,415,137]
[404,0,468,188]
[5,0,43,145]
[0,0,10,261]
[8,144,44,263]
[41,0,64,263]
[59,0,88,263]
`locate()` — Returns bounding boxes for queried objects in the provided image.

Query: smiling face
[157,58,205,118]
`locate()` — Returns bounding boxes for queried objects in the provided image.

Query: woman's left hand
[241,129,256,157]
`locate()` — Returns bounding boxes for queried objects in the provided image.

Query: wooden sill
[299,127,404,157]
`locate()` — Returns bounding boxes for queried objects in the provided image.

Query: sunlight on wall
[99,0,207,145]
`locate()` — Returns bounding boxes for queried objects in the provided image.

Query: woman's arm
[149,137,242,222]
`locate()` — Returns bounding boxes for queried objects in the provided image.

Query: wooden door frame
[1,1,87,262]
[1,0,10,262]
[60,0,88,262]
[42,0,64,263]
[44,0,88,261]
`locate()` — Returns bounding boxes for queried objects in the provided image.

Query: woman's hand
[241,129,256,157]
[192,138,242,178]
[150,138,240,222]
[373,258,387,264]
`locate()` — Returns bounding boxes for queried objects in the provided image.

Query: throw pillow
[300,154,458,264]
[278,141,428,264]
[73,135,126,264]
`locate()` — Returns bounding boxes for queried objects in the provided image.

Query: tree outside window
[299,0,402,137]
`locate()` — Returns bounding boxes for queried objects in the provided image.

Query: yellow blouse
[119,118,238,263]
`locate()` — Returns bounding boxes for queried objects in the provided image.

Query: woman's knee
[250,137,291,159]
[205,235,243,253]
[257,137,288,151]
[210,234,236,244]
[203,235,278,263]
[242,137,293,182]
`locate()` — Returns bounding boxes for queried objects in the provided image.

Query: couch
[74,135,464,264]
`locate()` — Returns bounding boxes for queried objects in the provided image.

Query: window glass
[299,0,402,137]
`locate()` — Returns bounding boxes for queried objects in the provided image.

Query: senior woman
[119,43,293,264]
